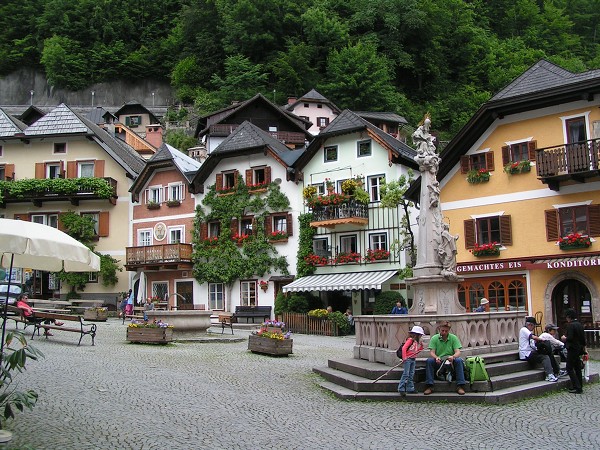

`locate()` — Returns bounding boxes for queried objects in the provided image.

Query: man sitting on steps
[424,321,466,395]
[519,316,561,382]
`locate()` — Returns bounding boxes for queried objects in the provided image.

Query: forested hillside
[0,0,598,137]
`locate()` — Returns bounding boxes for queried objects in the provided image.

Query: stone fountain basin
[145,310,213,339]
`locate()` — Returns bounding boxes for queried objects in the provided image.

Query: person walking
[397,326,425,396]
[125,289,134,317]
[561,308,586,394]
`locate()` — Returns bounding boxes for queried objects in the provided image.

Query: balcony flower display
[467,168,491,184]
[557,233,591,250]
[303,185,317,200]
[306,192,350,208]
[304,254,330,266]
[471,242,500,257]
[268,230,288,241]
[335,252,361,264]
[503,160,531,175]
[232,233,251,245]
[364,249,391,262]
[247,181,269,191]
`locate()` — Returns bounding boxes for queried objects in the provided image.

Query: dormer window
[126,116,142,127]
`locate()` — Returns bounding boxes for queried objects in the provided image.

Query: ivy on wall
[295,213,316,278]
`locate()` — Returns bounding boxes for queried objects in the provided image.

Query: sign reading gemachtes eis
[457,256,600,274]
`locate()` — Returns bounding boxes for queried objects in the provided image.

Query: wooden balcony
[536,138,600,190]
[209,124,305,144]
[125,243,193,271]
[310,201,369,228]
[0,177,118,207]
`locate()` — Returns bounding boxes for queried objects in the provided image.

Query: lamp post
[29,90,34,106]
[91,91,95,107]
[152,92,155,107]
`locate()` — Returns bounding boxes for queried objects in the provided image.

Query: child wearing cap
[397,326,425,396]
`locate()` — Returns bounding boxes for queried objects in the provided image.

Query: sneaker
[545,374,558,382]
[558,370,568,378]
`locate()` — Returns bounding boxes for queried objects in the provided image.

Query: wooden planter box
[248,334,292,356]
[83,309,108,321]
[126,327,173,344]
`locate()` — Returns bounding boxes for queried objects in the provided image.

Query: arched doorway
[552,279,593,331]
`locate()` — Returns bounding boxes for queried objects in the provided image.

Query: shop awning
[282,270,398,293]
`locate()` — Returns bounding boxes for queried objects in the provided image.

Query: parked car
[0,282,27,305]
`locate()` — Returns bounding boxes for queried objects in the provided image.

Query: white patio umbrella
[0,219,100,361]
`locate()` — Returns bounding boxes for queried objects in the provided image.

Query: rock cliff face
[0,68,174,107]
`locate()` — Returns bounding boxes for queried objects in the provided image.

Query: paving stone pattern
[4,319,600,450]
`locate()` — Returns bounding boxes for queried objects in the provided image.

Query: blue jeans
[397,358,416,393]
[425,357,466,386]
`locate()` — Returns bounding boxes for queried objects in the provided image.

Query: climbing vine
[295,213,316,278]
[192,176,290,309]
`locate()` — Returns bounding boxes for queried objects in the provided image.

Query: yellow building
[0,104,147,302]
[409,60,600,331]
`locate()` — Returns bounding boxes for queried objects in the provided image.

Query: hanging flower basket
[467,169,491,184]
[557,233,591,250]
[471,242,500,257]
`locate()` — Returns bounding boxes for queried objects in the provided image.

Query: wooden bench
[232,306,272,324]
[32,312,97,346]
[218,313,234,335]
[122,306,146,324]
[4,305,31,329]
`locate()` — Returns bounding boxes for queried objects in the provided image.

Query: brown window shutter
[230,218,239,236]
[234,170,239,187]
[485,152,494,171]
[200,222,208,240]
[35,163,44,179]
[265,214,272,236]
[57,213,67,231]
[588,205,600,236]
[215,173,223,191]
[501,146,510,166]
[60,161,65,178]
[94,160,105,178]
[98,211,109,237]
[67,161,77,178]
[286,213,293,237]
[545,209,559,241]
[4,164,14,180]
[460,156,470,174]
[265,166,272,184]
[527,141,537,161]
[464,219,475,249]
[14,213,30,221]
[245,169,253,184]
[499,215,512,245]
[251,217,257,235]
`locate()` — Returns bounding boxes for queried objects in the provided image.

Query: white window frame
[88,272,98,283]
[240,218,253,235]
[240,281,257,306]
[47,163,61,179]
[340,234,358,253]
[313,238,330,256]
[31,213,59,228]
[272,215,287,233]
[167,182,184,201]
[146,186,163,204]
[168,226,184,244]
[81,212,99,235]
[209,283,224,310]
[312,182,325,195]
[78,161,95,178]
[208,221,220,238]
[368,175,385,202]
[369,232,388,251]
[138,229,153,246]
[152,281,168,301]
[357,139,372,157]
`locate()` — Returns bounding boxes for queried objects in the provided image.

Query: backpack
[464,356,490,383]
[535,339,553,356]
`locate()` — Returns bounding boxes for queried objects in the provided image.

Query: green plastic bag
[464,356,490,383]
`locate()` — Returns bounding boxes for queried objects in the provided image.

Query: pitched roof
[354,111,408,125]
[405,59,600,201]
[191,121,305,188]
[86,106,117,124]
[0,108,26,137]
[294,110,417,170]
[24,103,89,135]
[283,88,341,114]
[113,101,160,124]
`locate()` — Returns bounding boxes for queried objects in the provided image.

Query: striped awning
[282,270,398,293]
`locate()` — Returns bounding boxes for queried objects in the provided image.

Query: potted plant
[335,252,361,264]
[248,325,292,356]
[83,306,108,322]
[471,242,500,257]
[126,321,174,344]
[268,230,288,241]
[303,254,330,266]
[504,160,531,175]
[166,199,181,207]
[557,233,592,250]
[467,168,491,184]
[364,248,391,262]
[147,201,160,210]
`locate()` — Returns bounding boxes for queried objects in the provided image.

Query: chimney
[287,97,297,105]
[145,125,163,148]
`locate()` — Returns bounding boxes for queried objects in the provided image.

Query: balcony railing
[536,138,600,190]
[310,200,369,227]
[0,177,118,207]
[209,124,305,144]
[125,243,193,270]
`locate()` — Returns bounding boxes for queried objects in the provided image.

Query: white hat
[409,325,425,335]
[480,298,489,305]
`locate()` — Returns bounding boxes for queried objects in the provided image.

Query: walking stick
[372,359,403,383]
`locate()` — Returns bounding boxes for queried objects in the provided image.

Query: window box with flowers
[147,201,160,210]
[202,236,218,246]
[248,321,292,355]
[467,169,491,184]
[557,233,592,250]
[304,254,330,266]
[247,181,269,193]
[364,249,390,262]
[503,160,531,175]
[166,199,181,207]
[232,233,251,245]
[471,242,500,257]
[268,230,288,242]
[335,252,361,264]
[126,321,174,344]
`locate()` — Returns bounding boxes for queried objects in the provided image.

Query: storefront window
[508,280,526,311]
[487,281,505,312]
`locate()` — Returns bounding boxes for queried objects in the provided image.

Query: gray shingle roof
[150,143,201,178]
[283,89,341,114]
[354,111,408,124]
[0,108,26,137]
[492,59,600,101]
[25,103,90,135]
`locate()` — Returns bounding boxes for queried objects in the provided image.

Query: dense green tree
[211,55,269,104]
[41,36,90,90]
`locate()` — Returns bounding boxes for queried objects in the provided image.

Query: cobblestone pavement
[3,319,600,450]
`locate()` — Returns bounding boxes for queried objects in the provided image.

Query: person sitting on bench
[16,294,64,335]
